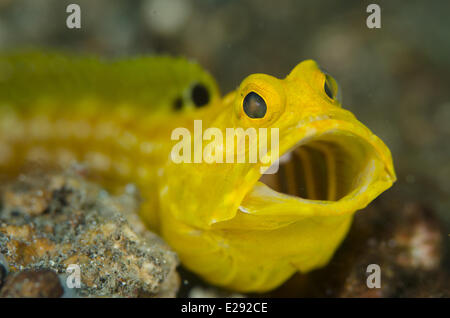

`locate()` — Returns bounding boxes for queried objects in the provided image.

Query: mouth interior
[258,133,371,202]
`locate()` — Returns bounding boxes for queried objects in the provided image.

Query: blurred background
[0,0,448,297]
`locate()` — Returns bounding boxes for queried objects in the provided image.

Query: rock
[188,286,244,298]
[269,199,449,297]
[0,269,63,298]
[0,167,179,297]
[394,202,443,271]
[0,253,7,289]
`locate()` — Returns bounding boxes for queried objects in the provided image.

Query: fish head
[160,60,396,229]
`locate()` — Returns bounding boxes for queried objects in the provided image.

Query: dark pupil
[243,92,267,119]
[324,78,334,99]
[191,83,210,107]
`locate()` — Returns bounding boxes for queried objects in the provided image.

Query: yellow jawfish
[0,51,395,292]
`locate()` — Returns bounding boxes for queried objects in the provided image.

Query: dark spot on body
[173,97,183,111]
[191,83,210,107]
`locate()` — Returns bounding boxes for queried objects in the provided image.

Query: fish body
[0,51,219,229]
[0,52,395,292]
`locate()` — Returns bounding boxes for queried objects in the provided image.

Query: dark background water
[0,0,448,296]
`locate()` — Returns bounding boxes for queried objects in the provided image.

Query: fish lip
[240,116,396,216]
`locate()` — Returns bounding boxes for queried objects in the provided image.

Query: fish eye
[324,77,334,99]
[243,92,267,119]
[323,74,341,103]
[191,83,210,107]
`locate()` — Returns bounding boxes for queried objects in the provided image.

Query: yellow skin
[0,51,220,229]
[0,52,395,292]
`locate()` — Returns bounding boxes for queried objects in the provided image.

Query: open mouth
[258,131,381,202]
[235,119,395,221]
